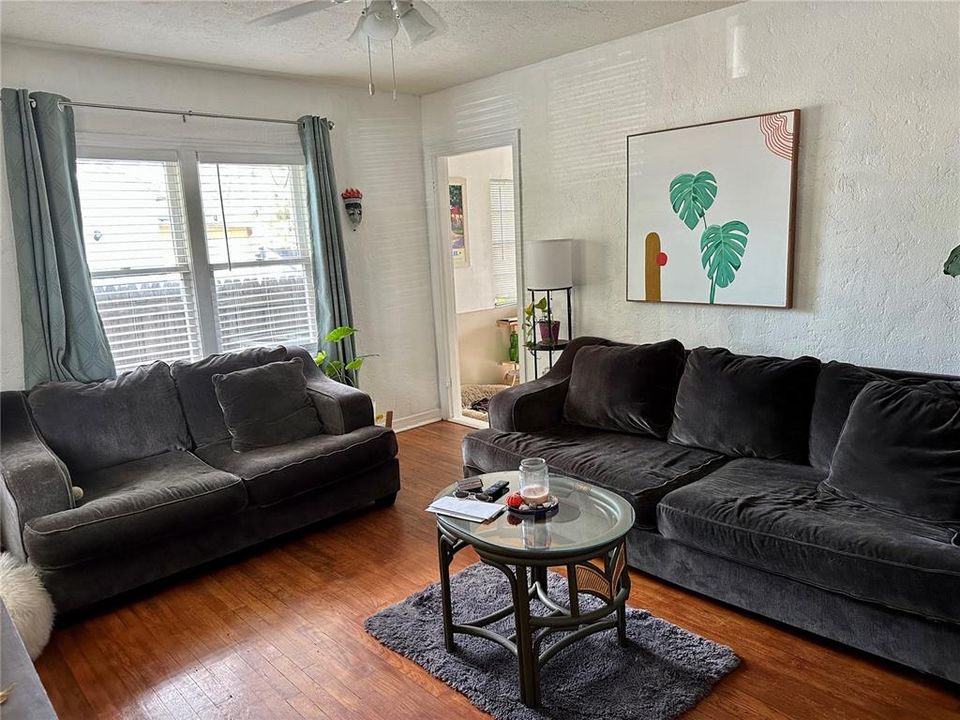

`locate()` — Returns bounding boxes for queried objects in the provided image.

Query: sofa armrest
[283,347,375,434]
[487,376,569,432]
[305,374,375,434]
[0,391,73,560]
[488,336,617,432]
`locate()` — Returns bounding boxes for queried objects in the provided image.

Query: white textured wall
[422,1,960,373]
[0,43,440,423]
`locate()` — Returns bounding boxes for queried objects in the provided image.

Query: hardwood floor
[36,421,958,719]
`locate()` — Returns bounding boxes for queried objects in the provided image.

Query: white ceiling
[1,1,737,95]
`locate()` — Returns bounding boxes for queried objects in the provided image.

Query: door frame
[423,130,523,423]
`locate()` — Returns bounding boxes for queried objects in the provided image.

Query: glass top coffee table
[434,471,635,709]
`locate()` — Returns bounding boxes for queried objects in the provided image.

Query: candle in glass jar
[520,483,550,506]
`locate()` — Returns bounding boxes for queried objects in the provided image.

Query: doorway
[427,135,522,427]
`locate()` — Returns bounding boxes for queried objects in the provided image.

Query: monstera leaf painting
[669,172,717,230]
[667,170,751,304]
[626,111,799,307]
[701,221,749,303]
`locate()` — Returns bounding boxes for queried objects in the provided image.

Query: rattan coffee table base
[437,525,630,709]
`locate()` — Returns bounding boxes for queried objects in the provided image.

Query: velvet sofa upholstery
[462,425,725,529]
[463,337,960,684]
[0,346,400,613]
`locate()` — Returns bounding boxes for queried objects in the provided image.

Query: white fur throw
[0,553,55,660]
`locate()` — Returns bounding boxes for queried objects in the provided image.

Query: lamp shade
[525,239,574,290]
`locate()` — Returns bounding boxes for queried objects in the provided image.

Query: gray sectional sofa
[0,346,400,613]
[462,337,960,684]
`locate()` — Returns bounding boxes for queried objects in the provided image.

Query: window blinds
[198,162,319,352]
[489,178,517,307]
[77,158,202,371]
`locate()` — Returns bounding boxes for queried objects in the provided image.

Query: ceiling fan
[250,0,446,98]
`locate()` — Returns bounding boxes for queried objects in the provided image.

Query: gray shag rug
[365,563,739,719]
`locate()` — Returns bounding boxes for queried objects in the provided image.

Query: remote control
[483,480,510,500]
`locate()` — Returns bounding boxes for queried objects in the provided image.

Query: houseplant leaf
[945,244,960,277]
[314,350,327,367]
[700,220,749,303]
[670,171,718,230]
[345,357,365,371]
[324,326,356,343]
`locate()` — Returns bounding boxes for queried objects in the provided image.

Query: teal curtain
[2,89,115,387]
[298,116,356,374]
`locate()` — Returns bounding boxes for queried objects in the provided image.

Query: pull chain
[390,39,398,101]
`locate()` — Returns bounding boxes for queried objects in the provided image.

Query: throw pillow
[212,357,323,451]
[563,339,686,438]
[668,347,821,462]
[821,380,960,523]
[28,361,190,473]
[171,346,287,447]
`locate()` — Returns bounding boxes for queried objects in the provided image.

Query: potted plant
[314,326,377,387]
[522,298,561,347]
[314,326,391,426]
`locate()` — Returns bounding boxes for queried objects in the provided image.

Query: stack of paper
[426,496,505,523]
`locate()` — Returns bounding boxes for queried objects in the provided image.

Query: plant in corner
[669,170,750,304]
[521,297,560,347]
[314,326,377,387]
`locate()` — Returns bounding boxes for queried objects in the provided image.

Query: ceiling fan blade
[248,0,347,26]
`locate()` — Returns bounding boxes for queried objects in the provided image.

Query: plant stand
[527,287,572,379]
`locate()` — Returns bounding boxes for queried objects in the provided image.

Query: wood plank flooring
[36,421,959,719]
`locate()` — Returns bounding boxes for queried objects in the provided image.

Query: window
[77,158,202,370]
[198,162,317,352]
[489,179,517,307]
[76,153,317,372]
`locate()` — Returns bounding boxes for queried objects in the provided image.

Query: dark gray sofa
[0,346,400,613]
[462,337,960,684]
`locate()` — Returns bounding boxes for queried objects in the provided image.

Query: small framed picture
[449,176,469,268]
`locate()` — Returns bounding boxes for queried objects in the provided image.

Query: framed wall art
[449,176,469,268]
[626,110,800,307]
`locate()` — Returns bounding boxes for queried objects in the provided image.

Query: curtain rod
[30,98,334,130]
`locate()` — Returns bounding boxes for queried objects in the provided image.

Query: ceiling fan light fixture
[347,14,368,47]
[361,0,399,41]
[397,5,437,47]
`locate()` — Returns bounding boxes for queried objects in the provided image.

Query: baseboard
[391,409,442,432]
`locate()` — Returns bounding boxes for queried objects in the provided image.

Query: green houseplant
[314,326,376,387]
[946,245,960,278]
[521,297,562,347]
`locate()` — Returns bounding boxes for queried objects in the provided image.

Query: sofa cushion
[171,346,287,447]
[809,362,933,472]
[668,347,821,463]
[563,339,686,438]
[821,380,960,523]
[462,425,726,529]
[213,358,323,451]
[195,425,398,507]
[23,451,246,569]
[657,459,960,625]
[27,362,190,474]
